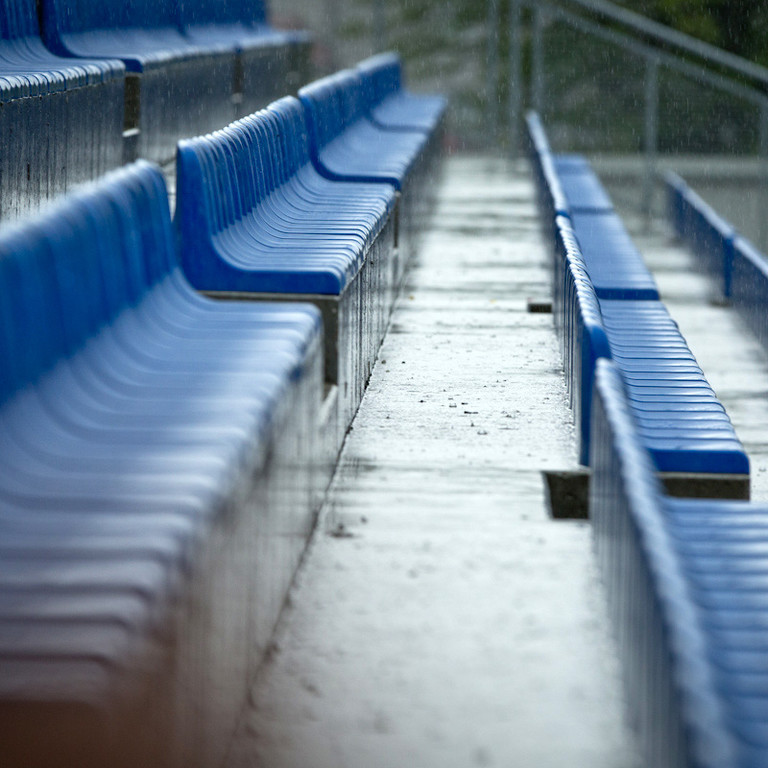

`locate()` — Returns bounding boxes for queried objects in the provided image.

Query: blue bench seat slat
[555,164,614,213]
[566,213,660,300]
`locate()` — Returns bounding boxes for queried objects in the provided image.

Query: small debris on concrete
[328,523,355,539]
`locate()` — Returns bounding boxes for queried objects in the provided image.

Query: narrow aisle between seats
[227,155,639,768]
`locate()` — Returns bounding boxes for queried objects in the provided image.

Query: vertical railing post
[532,4,545,116]
[643,56,659,227]
[373,0,387,54]
[509,0,523,157]
[326,0,340,70]
[486,0,501,146]
[760,103,768,252]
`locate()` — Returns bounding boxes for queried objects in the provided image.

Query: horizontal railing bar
[548,4,768,108]
[542,0,768,89]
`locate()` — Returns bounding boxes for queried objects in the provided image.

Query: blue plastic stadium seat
[355,52,447,135]
[530,113,746,475]
[175,95,399,452]
[41,0,232,70]
[0,161,323,768]
[555,218,748,474]
[567,212,660,300]
[0,0,124,220]
[299,69,428,192]
[40,0,237,162]
[300,68,442,262]
[553,158,614,214]
[528,113,659,302]
[591,357,768,768]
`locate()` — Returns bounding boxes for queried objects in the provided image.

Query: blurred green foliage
[617,1,768,65]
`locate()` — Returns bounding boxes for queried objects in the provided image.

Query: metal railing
[499,0,768,242]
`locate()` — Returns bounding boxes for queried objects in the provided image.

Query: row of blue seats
[0,160,324,768]
[527,114,659,301]
[176,57,445,453]
[592,356,768,768]
[0,55,445,768]
[526,112,748,478]
[666,173,768,354]
[0,0,125,220]
[299,62,445,265]
[42,0,311,161]
[666,173,735,301]
[0,0,308,221]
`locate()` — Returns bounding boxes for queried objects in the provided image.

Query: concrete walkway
[225,155,639,768]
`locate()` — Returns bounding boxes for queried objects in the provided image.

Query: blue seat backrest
[299,71,367,156]
[338,72,368,126]
[0,161,176,405]
[0,0,39,40]
[177,0,268,26]
[667,171,734,294]
[357,53,402,110]
[176,96,313,260]
[227,0,267,25]
[43,0,181,32]
[524,110,552,159]
[590,357,667,526]
[731,236,768,349]
[684,181,734,298]
[178,0,238,25]
[555,218,612,465]
[177,109,263,256]
[665,171,687,240]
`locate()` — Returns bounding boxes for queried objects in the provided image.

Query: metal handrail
[506,0,768,243]
[558,0,768,90]
[549,4,767,107]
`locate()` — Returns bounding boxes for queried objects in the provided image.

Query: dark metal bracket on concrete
[527,298,553,314]
[204,290,341,386]
[543,470,590,519]
[544,468,750,520]
[661,471,750,500]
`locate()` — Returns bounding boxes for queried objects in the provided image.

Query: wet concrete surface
[225,155,640,768]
